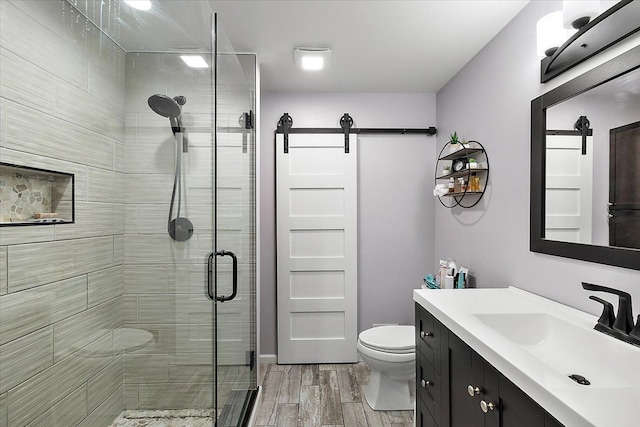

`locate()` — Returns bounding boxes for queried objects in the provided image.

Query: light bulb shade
[563,0,601,29]
[537,11,572,57]
[294,48,331,71]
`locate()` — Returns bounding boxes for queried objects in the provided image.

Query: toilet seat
[357,340,415,363]
[358,325,415,354]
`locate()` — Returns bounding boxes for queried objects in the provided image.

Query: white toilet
[357,325,416,411]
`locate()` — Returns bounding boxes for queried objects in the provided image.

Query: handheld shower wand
[147,94,193,241]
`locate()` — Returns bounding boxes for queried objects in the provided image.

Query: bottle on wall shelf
[457,177,466,193]
[469,173,481,192]
[448,177,455,193]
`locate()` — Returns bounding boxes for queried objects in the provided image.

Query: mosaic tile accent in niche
[0,163,74,224]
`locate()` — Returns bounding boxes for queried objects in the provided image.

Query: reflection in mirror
[545,66,640,250]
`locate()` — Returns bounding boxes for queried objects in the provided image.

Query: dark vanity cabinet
[415,304,564,427]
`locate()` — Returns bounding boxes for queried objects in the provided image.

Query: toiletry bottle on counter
[437,260,448,287]
[444,275,454,289]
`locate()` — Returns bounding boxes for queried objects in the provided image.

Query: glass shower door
[212,19,257,426]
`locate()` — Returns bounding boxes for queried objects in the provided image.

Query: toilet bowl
[357,325,415,411]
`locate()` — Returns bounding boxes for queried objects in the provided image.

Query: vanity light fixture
[294,48,331,71]
[124,0,152,11]
[563,0,601,29]
[536,2,603,58]
[536,11,574,57]
[538,0,637,82]
[180,55,209,68]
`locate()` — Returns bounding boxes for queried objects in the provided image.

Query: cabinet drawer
[415,305,442,372]
[416,395,437,427]
[416,348,442,424]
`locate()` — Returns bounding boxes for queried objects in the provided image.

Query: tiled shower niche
[0,162,75,225]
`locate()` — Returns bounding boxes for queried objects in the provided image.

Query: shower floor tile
[109,409,214,427]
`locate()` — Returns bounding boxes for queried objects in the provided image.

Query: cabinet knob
[420,330,433,338]
[467,385,481,396]
[480,400,497,413]
[421,379,432,388]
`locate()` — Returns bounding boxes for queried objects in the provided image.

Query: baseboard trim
[259,354,277,364]
[259,353,364,364]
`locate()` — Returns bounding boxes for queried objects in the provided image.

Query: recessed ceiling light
[294,48,331,71]
[180,55,209,68]
[124,0,152,11]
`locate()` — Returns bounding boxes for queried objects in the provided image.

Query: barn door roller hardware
[276,113,294,153]
[546,115,592,155]
[276,113,437,153]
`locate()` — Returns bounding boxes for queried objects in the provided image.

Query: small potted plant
[468,157,478,169]
[449,132,461,153]
[442,165,451,175]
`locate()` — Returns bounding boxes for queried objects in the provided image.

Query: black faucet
[582,282,640,347]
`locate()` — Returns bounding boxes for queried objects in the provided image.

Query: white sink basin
[472,312,551,346]
[471,312,634,388]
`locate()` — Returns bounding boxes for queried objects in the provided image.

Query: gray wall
[0,1,125,426]
[260,92,437,356]
[435,2,640,315]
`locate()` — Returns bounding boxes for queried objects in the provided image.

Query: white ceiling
[208,0,530,93]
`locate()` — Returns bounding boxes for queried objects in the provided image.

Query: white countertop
[413,287,640,427]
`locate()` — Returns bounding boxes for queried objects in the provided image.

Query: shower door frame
[211,13,259,426]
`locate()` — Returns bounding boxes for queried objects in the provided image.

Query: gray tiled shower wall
[0,1,125,426]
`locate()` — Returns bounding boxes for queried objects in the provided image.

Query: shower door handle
[207,250,238,302]
[207,252,215,300]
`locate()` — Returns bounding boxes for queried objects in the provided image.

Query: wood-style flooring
[255,363,414,427]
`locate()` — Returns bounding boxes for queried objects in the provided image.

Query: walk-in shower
[0,1,257,426]
[147,93,194,242]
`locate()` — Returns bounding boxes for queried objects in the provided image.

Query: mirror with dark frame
[531,45,640,271]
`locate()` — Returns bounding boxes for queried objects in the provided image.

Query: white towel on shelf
[433,184,449,197]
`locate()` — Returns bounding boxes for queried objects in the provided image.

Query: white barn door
[276,133,358,364]
[545,135,593,243]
